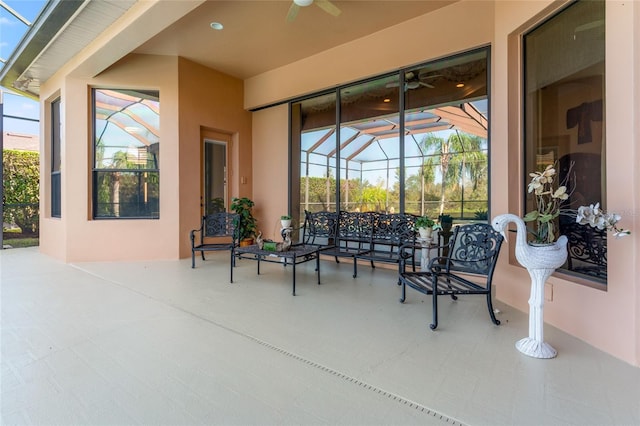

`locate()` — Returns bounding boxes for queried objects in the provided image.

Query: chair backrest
[302,210,337,245]
[444,223,504,277]
[338,211,375,243]
[563,221,607,280]
[371,213,416,246]
[203,212,240,242]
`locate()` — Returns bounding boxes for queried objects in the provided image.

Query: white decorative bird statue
[491,213,568,359]
[492,213,568,270]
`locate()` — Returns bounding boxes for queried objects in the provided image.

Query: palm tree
[419,131,487,216]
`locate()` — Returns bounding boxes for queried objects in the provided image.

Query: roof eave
[0,0,85,100]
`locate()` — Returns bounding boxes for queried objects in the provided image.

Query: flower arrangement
[575,203,630,238]
[524,162,630,243]
[524,164,569,244]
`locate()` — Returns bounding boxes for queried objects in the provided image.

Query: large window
[92,89,159,219]
[51,98,61,218]
[291,49,489,225]
[524,0,606,284]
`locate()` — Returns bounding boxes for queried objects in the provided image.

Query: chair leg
[399,279,406,303]
[487,293,501,325]
[201,252,206,261]
[191,251,195,268]
[230,250,234,283]
[430,291,439,330]
[352,257,357,278]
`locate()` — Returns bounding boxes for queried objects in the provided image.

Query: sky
[1,0,47,135]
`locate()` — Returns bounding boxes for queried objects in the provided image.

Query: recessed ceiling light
[456,83,465,88]
[210,22,223,30]
[383,98,391,103]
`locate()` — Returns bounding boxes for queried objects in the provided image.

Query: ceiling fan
[286,0,341,22]
[386,72,437,90]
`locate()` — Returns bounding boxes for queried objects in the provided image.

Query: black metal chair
[563,221,607,282]
[398,223,504,330]
[190,212,240,281]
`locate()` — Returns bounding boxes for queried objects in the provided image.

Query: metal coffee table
[233,244,324,295]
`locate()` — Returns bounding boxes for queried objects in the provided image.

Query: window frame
[91,88,160,220]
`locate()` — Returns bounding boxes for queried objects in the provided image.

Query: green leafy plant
[281,215,291,220]
[474,209,488,220]
[415,216,437,229]
[230,197,257,241]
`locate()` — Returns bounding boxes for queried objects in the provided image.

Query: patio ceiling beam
[100,89,160,115]
[305,128,335,153]
[461,102,488,129]
[96,118,155,147]
[353,123,396,134]
[327,131,361,157]
[404,116,440,129]
[434,107,487,138]
[95,102,159,138]
[346,136,376,162]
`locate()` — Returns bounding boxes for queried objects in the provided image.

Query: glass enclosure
[291,48,489,226]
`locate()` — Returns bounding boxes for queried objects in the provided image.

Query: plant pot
[418,227,432,239]
[239,238,254,247]
[281,219,292,228]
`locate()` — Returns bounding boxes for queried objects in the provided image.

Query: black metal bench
[398,223,503,330]
[354,212,417,277]
[302,210,417,277]
[190,212,239,281]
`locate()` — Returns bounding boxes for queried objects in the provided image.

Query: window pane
[524,0,606,283]
[93,89,160,219]
[93,171,159,218]
[403,50,489,221]
[51,98,61,218]
[340,76,399,213]
[293,92,337,225]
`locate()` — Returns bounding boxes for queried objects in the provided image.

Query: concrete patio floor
[1,247,639,425]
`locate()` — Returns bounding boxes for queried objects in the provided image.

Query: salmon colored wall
[39,54,180,262]
[493,0,639,366]
[252,105,289,241]
[38,90,67,258]
[177,58,252,258]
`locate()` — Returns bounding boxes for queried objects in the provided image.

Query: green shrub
[3,149,40,234]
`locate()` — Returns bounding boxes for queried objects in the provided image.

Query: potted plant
[230,197,258,246]
[280,214,292,228]
[415,216,436,239]
[438,214,453,233]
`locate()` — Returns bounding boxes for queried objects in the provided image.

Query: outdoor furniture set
[190,210,505,329]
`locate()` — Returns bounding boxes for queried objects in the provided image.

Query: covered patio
[2,248,638,425]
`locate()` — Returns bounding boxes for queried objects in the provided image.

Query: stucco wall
[177,58,252,258]
[39,54,181,262]
[491,0,638,367]
[252,105,289,241]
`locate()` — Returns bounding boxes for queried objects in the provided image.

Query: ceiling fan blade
[420,82,435,89]
[316,0,341,17]
[286,3,300,22]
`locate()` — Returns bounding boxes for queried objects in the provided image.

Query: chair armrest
[189,225,203,247]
